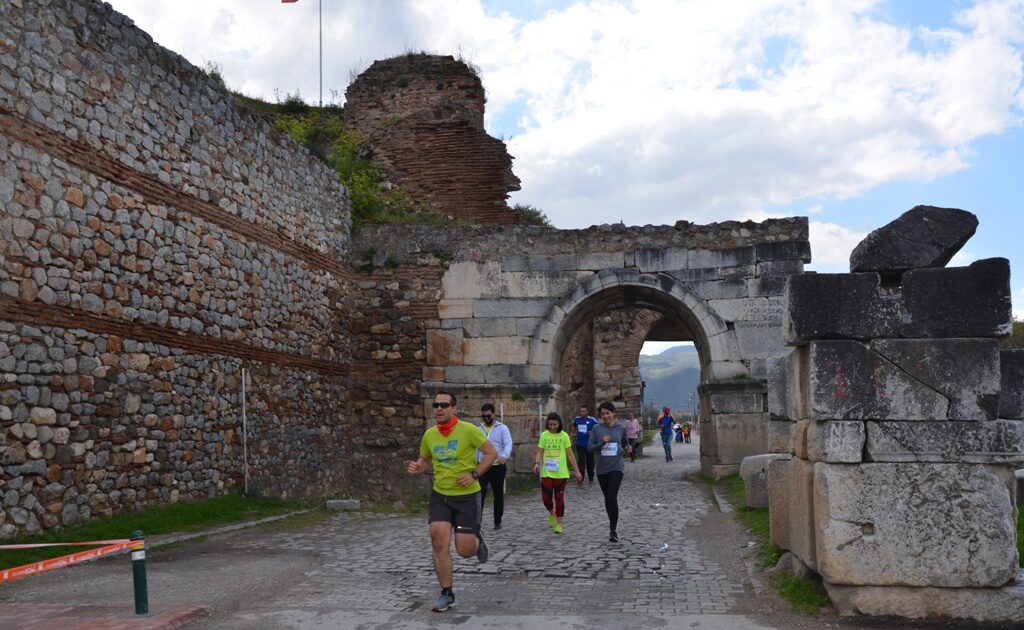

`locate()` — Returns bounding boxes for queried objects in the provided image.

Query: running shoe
[609,530,619,542]
[554,524,563,534]
[548,513,556,528]
[432,591,455,612]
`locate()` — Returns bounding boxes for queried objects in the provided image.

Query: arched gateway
[400,218,811,478]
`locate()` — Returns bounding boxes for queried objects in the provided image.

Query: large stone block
[461,336,529,366]
[755,240,811,263]
[849,206,978,274]
[767,347,807,422]
[808,341,948,421]
[441,261,501,299]
[633,247,688,272]
[1001,349,1024,420]
[426,329,463,366]
[824,580,1024,623]
[768,457,817,569]
[734,320,784,360]
[865,420,1024,464]
[902,258,1012,338]
[473,298,553,318]
[804,421,864,463]
[814,462,1018,587]
[708,391,763,414]
[870,338,1000,420]
[500,271,590,298]
[767,420,795,454]
[782,273,900,345]
[739,453,789,508]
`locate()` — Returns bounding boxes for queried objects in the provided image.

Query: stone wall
[765,208,1023,622]
[343,54,521,224]
[592,308,663,418]
[0,0,352,537]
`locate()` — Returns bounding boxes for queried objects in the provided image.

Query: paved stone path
[11,436,984,629]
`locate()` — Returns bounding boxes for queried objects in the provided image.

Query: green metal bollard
[130,530,149,615]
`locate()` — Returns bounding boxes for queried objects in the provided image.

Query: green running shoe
[548,513,556,528]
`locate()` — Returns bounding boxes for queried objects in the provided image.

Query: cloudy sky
[108,0,1024,326]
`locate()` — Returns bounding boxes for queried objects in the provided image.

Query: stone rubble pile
[764,206,1024,622]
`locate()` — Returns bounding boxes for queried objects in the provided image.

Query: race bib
[544,458,560,472]
[577,424,588,433]
[601,442,619,457]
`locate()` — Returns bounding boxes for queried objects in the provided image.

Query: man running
[572,404,598,483]
[407,391,497,613]
[477,402,513,530]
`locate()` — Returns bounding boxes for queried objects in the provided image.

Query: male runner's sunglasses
[431,402,452,409]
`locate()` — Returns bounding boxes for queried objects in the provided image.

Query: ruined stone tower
[343,54,522,224]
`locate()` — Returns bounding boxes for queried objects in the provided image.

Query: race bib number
[601,442,619,457]
[544,458,560,472]
[577,424,588,433]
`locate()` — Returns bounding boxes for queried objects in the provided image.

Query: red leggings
[541,477,568,517]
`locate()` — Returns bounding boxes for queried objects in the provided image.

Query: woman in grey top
[588,400,632,542]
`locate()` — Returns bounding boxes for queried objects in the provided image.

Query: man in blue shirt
[572,404,598,483]
[657,407,675,462]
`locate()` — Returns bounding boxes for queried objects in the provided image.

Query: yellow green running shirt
[420,419,487,496]
[537,430,571,479]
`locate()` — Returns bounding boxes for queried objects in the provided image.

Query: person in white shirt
[477,403,513,530]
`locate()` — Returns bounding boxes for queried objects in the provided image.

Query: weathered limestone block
[782,273,900,345]
[767,420,795,454]
[1000,349,1024,420]
[849,206,978,274]
[767,347,807,422]
[739,453,789,508]
[441,261,501,299]
[814,463,1018,587]
[734,320,784,360]
[500,271,590,298]
[473,298,553,318]
[712,411,770,465]
[865,420,1024,464]
[461,336,529,366]
[437,299,474,319]
[426,329,463,366]
[902,258,1012,338]
[804,421,864,463]
[768,456,817,569]
[824,579,1024,623]
[755,240,811,263]
[708,391,763,414]
[870,338,1000,420]
[808,341,947,421]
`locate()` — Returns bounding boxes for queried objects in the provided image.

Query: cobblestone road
[204,436,755,627]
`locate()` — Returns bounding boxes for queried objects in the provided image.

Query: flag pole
[319,0,323,106]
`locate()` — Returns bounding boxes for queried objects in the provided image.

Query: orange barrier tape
[0,539,143,584]
[0,539,132,550]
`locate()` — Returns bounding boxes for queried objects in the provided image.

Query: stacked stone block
[767,207,1023,621]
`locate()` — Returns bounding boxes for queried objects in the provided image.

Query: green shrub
[1003,320,1024,349]
[513,203,552,227]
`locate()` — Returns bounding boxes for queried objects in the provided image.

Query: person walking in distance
[625,412,641,462]
[657,407,675,462]
[572,404,598,483]
[589,401,632,542]
[477,403,513,530]
[407,391,497,613]
[533,412,583,534]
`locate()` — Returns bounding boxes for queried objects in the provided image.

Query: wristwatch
[470,471,480,479]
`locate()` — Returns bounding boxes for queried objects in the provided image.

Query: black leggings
[576,444,595,480]
[597,470,624,532]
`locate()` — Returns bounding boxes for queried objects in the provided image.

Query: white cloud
[949,250,977,266]
[807,221,870,271]
[105,0,1024,230]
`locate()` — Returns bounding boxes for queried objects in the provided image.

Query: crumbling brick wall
[343,54,521,224]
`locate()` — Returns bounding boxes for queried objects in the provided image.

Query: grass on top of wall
[0,491,298,570]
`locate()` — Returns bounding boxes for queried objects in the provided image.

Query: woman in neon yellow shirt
[533,412,583,534]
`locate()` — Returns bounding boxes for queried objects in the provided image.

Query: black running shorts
[427,490,481,534]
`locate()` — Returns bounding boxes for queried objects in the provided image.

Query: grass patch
[772,571,831,614]
[0,492,298,570]
[718,475,782,567]
[1018,507,1024,567]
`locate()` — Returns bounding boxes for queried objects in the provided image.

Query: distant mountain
[639,345,700,415]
